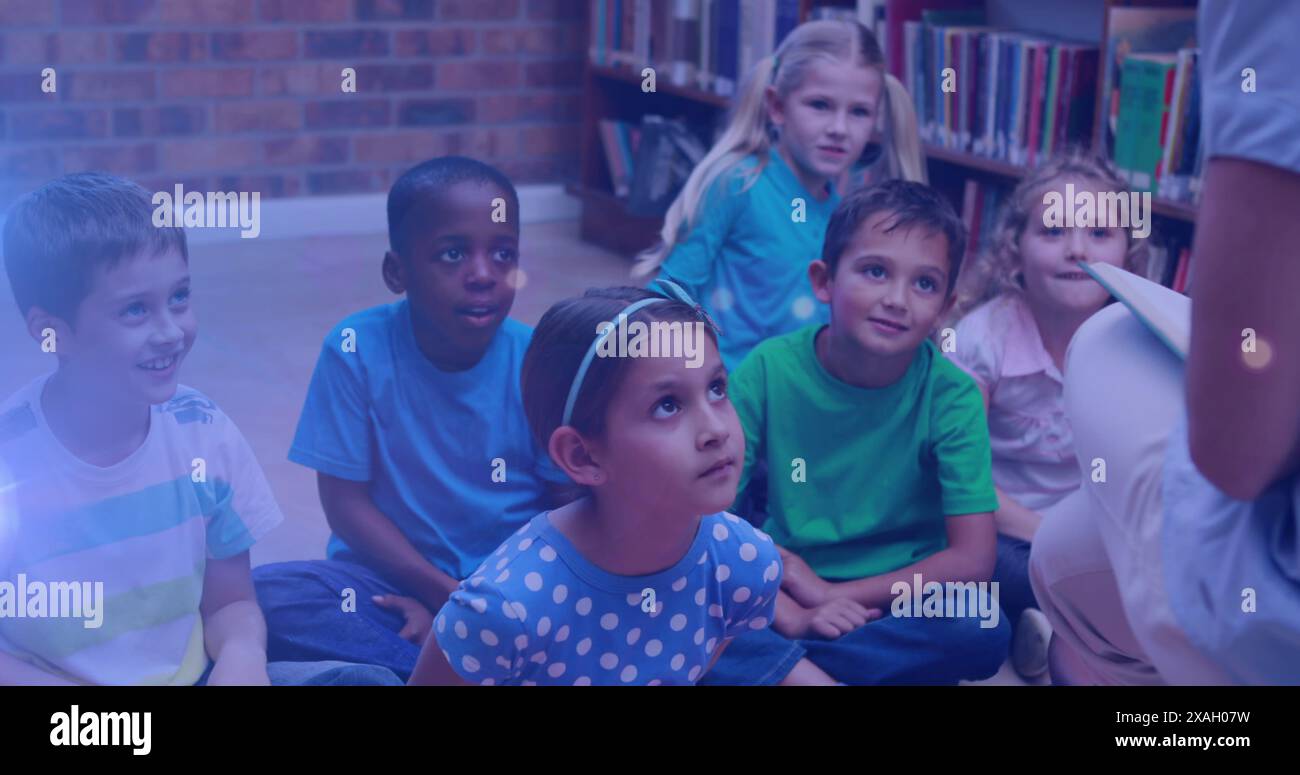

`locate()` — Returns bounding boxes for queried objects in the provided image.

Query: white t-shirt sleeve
[199,409,285,559]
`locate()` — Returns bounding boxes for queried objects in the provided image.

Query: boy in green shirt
[701,181,1011,685]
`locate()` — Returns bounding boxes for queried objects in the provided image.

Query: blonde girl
[634,19,925,370]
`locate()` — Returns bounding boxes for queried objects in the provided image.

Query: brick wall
[0,0,586,211]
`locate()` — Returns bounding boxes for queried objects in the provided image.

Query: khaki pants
[1028,301,1231,685]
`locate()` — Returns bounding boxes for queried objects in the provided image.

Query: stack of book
[598,115,709,216]
[1112,48,1202,203]
[958,178,1007,267]
[1102,6,1200,203]
[900,12,1099,167]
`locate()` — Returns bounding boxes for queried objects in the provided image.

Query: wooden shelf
[564,182,663,257]
[571,0,1199,260]
[924,144,1199,223]
[589,64,731,109]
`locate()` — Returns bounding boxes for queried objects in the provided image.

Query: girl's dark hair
[522,287,720,456]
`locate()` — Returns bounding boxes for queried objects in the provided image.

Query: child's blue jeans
[253,556,425,682]
[700,608,1011,685]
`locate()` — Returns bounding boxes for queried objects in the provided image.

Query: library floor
[0,218,1033,686]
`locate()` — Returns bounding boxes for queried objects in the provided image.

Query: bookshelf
[571,0,1199,260]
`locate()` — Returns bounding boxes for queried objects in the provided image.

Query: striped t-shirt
[0,377,282,685]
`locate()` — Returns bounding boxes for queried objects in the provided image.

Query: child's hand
[373,594,434,644]
[779,550,833,607]
[800,598,882,640]
[207,642,270,686]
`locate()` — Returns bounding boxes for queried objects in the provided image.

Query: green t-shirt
[730,325,998,581]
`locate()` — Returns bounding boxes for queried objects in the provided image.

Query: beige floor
[0,219,1034,685]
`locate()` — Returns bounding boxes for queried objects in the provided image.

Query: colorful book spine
[1115,54,1177,191]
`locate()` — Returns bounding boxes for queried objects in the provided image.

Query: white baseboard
[182,182,578,244]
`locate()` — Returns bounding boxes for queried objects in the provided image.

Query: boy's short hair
[386,156,520,256]
[822,180,967,294]
[3,172,188,324]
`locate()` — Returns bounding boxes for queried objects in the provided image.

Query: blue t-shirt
[659,149,840,371]
[434,511,782,685]
[289,301,564,580]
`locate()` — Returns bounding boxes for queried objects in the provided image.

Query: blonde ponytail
[882,73,927,183]
[631,55,777,280]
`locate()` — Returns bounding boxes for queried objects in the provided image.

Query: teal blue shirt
[659,150,840,371]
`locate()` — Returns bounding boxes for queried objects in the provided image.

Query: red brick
[524,59,583,88]
[353,64,433,91]
[393,29,476,57]
[1,34,54,65]
[304,30,389,59]
[116,32,208,63]
[520,125,576,155]
[62,144,157,175]
[498,156,576,183]
[438,0,519,21]
[160,68,254,98]
[138,176,211,199]
[258,0,350,22]
[69,71,157,101]
[0,147,59,178]
[305,99,391,129]
[53,32,112,64]
[397,98,474,126]
[257,64,330,96]
[213,173,302,198]
[160,138,262,173]
[306,169,385,195]
[477,92,580,123]
[7,108,109,142]
[211,30,298,61]
[357,0,434,21]
[113,105,207,136]
[0,73,56,103]
[158,0,252,24]
[62,0,155,24]
[435,127,519,158]
[0,0,56,24]
[354,131,449,164]
[263,136,349,165]
[481,27,583,56]
[526,0,584,21]
[435,60,520,91]
[522,92,581,121]
[214,101,300,133]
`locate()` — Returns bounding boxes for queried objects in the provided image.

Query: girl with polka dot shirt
[409,285,782,685]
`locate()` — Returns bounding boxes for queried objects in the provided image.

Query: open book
[1082,262,1190,359]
